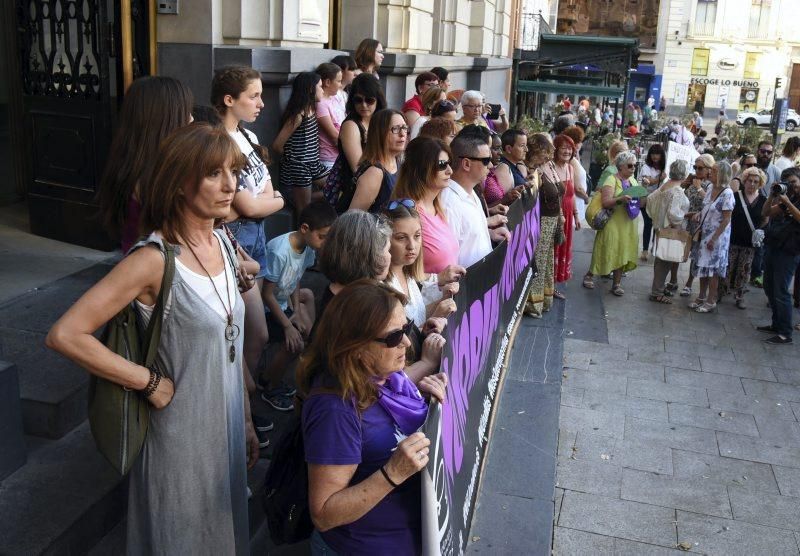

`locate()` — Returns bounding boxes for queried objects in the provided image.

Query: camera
[771,182,788,196]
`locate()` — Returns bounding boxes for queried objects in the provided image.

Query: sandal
[611,285,625,296]
[665,282,678,293]
[680,286,692,297]
[688,297,706,309]
[649,293,673,304]
[695,302,717,313]
[582,274,595,289]
[554,290,566,300]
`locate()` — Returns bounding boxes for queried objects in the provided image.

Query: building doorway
[789,63,800,112]
[687,83,706,113]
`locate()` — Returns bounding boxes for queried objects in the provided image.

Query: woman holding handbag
[688,161,735,313]
[721,167,767,308]
[646,160,690,303]
[47,124,259,555]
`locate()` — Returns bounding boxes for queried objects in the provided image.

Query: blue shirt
[263,232,315,311]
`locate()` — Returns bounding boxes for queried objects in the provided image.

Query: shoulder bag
[89,242,175,475]
[738,190,764,248]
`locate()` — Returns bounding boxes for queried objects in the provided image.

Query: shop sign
[690,77,759,87]
[717,58,739,70]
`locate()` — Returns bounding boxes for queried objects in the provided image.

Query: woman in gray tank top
[47,124,257,555]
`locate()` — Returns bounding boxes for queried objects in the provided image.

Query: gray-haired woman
[585,151,641,295]
[318,209,393,319]
[689,161,735,313]
[646,160,690,303]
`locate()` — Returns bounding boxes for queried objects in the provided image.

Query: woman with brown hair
[409,86,447,139]
[96,76,193,253]
[525,133,562,317]
[299,279,447,555]
[349,108,408,213]
[354,38,385,78]
[392,137,460,274]
[417,116,459,145]
[47,123,259,554]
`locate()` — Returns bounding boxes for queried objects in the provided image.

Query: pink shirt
[316,95,345,162]
[417,204,459,274]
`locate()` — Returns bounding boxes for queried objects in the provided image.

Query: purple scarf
[375,371,428,435]
[621,178,641,219]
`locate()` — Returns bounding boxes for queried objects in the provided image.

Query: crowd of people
[43,37,541,555]
[43,36,800,553]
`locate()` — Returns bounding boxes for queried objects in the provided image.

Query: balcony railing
[520,12,552,51]
[692,20,716,37]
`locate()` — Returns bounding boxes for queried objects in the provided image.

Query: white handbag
[738,190,764,248]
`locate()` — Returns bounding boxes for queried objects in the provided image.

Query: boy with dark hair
[258,201,337,410]
[403,71,440,126]
[430,66,450,91]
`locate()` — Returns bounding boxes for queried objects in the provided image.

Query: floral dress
[693,187,735,278]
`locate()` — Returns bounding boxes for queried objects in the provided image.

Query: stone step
[0,262,115,438]
[0,423,126,555]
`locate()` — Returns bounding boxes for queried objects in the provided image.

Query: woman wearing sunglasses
[680,153,715,297]
[408,87,447,139]
[349,109,407,213]
[299,280,447,555]
[585,151,641,295]
[392,137,461,274]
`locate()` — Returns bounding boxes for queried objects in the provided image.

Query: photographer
[757,167,800,344]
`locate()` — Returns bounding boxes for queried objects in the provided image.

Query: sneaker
[256,376,297,397]
[765,335,793,345]
[750,276,763,288]
[251,414,274,432]
[756,325,777,333]
[261,390,295,412]
[255,429,270,449]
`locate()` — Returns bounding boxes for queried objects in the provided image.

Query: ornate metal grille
[16,0,103,99]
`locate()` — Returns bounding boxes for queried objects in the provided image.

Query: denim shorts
[226,219,267,279]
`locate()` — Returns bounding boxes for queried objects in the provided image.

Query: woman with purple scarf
[588,151,642,296]
[298,279,447,555]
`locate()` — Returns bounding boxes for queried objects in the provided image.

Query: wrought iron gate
[15,0,152,249]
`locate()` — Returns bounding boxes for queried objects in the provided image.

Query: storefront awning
[516,80,624,98]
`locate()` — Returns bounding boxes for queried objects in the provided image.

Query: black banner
[421,189,541,555]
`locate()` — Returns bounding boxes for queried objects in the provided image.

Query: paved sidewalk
[554,229,800,555]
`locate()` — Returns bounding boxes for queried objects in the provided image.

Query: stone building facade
[158,0,521,141]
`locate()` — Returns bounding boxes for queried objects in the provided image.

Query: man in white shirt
[441,131,511,268]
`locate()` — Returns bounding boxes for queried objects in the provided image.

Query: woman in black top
[722,167,766,308]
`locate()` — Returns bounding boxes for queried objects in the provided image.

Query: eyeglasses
[693,165,708,170]
[390,125,409,135]
[374,320,414,348]
[463,104,482,109]
[436,159,452,170]
[386,198,416,211]
[460,156,492,166]
[758,148,773,155]
[353,95,377,106]
[424,81,439,88]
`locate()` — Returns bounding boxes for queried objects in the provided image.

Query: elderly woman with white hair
[584,150,641,295]
[458,90,489,129]
[688,161,735,313]
[721,166,767,308]
[646,159,691,303]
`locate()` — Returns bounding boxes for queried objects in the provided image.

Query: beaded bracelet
[142,369,161,398]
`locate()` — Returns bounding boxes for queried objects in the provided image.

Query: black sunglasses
[460,156,492,166]
[374,321,414,348]
[758,148,773,155]
[625,164,636,169]
[693,164,707,170]
[353,95,377,106]
[386,198,416,211]
[743,163,756,168]
[436,159,452,170]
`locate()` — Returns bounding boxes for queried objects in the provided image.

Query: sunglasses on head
[386,198,416,211]
[460,156,492,166]
[436,159,452,170]
[374,320,414,348]
[353,95,377,106]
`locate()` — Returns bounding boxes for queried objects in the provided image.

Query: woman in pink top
[392,137,460,274]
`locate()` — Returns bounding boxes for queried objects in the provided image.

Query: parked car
[736,108,799,131]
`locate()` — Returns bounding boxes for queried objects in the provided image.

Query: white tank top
[136,233,236,323]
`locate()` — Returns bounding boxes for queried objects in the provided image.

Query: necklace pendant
[229,344,236,363]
